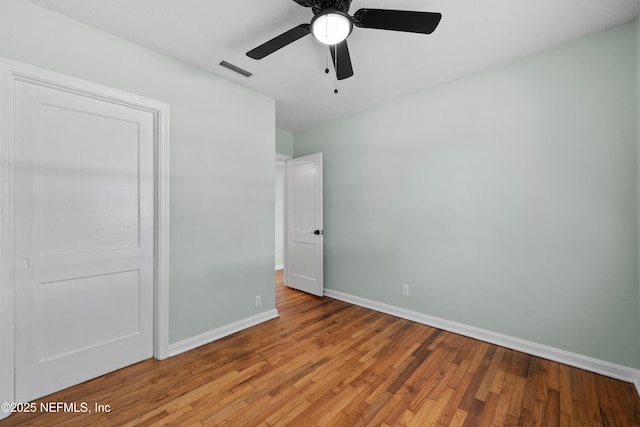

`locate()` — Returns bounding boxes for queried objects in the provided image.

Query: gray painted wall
[295,21,639,368]
[0,0,276,344]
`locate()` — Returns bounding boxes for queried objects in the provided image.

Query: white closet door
[13,79,155,402]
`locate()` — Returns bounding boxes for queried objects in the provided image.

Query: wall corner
[636,16,640,373]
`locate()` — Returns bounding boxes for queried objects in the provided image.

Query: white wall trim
[154,96,171,361]
[324,289,640,388]
[0,60,15,421]
[168,309,279,357]
[0,58,170,416]
[275,264,284,271]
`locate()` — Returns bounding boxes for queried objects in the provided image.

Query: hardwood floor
[3,270,640,426]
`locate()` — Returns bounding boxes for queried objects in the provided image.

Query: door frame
[0,58,170,415]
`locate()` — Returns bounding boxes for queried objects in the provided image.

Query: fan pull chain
[333,44,339,94]
[325,49,329,74]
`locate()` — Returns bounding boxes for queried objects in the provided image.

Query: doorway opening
[275,154,291,273]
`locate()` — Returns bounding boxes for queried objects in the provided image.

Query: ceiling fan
[246,0,442,81]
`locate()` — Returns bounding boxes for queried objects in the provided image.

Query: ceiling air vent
[219,61,252,78]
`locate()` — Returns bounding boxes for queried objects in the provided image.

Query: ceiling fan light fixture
[311,10,352,45]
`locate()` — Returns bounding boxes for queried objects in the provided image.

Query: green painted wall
[276,128,294,156]
[0,0,276,344]
[295,22,639,368]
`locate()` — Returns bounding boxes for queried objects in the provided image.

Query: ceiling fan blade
[247,24,310,59]
[291,0,314,7]
[353,9,442,34]
[329,40,354,81]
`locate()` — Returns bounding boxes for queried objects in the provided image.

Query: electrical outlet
[255,295,262,307]
[401,284,409,296]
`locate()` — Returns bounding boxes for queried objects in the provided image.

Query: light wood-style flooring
[2,270,640,426]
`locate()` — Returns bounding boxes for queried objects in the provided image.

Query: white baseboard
[275,264,284,271]
[324,289,640,388]
[168,309,279,357]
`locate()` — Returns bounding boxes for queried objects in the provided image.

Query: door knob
[313,230,324,235]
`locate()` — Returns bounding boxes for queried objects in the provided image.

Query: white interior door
[13,79,155,402]
[285,153,323,296]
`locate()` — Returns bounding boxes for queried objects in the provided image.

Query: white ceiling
[29,0,640,131]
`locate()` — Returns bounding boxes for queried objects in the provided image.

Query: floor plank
[2,270,640,426]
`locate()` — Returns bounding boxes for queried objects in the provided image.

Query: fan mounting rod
[293,0,353,15]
